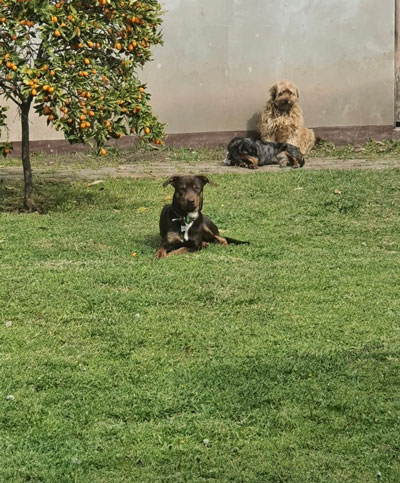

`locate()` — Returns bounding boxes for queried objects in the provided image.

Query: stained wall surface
[143,0,395,133]
[2,0,395,141]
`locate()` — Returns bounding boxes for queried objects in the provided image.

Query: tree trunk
[21,100,34,211]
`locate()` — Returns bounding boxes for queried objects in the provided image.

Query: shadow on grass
[0,179,99,213]
[140,233,160,250]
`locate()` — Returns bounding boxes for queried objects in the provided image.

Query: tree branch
[0,81,22,106]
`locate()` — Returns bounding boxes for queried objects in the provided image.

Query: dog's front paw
[223,155,231,166]
[155,248,167,259]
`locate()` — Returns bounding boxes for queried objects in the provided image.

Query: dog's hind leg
[277,152,291,167]
[285,151,300,168]
[202,224,227,245]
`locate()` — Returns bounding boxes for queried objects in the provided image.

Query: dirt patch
[1,157,400,182]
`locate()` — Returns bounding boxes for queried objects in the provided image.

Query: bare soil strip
[1,157,400,181]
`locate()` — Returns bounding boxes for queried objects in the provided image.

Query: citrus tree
[0,0,164,210]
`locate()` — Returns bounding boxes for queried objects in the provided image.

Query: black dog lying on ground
[155,175,248,258]
[224,137,305,169]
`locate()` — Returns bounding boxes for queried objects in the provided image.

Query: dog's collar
[172,212,199,241]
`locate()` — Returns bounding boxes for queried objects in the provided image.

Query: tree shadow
[0,178,100,214]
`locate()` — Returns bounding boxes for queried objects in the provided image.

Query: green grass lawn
[1,169,400,482]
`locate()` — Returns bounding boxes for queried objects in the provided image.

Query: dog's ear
[197,175,217,187]
[269,84,278,100]
[162,176,180,188]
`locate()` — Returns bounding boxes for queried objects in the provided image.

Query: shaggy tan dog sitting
[258,80,315,156]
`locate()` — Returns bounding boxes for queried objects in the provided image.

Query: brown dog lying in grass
[155,175,248,258]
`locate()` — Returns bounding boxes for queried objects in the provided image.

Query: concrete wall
[143,0,395,133]
[2,0,395,142]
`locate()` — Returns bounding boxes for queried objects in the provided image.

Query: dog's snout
[187,196,195,205]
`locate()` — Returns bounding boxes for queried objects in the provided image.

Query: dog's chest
[171,212,199,242]
[272,117,295,140]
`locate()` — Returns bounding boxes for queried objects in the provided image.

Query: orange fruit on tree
[84,58,90,65]
[115,42,122,50]
[54,30,61,37]
[48,86,55,93]
[100,148,107,155]
[144,127,150,135]
[31,88,37,96]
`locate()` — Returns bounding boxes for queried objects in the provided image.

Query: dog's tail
[224,236,250,245]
